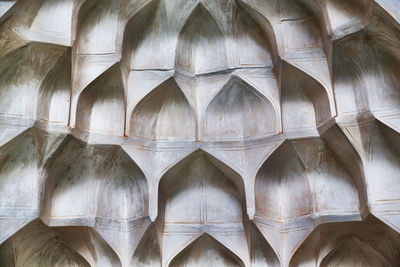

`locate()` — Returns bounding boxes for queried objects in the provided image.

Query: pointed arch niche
[43,137,148,225]
[0,128,65,217]
[320,237,391,267]
[334,34,400,114]
[0,43,66,121]
[129,77,196,141]
[76,64,125,136]
[0,219,91,267]
[0,130,41,214]
[158,150,246,225]
[55,226,122,267]
[290,216,400,267]
[75,0,120,55]
[255,141,311,221]
[249,222,280,266]
[204,77,277,141]
[130,223,161,267]
[255,138,360,223]
[122,0,168,70]
[332,41,370,116]
[169,234,245,267]
[235,2,273,67]
[281,62,331,132]
[366,120,400,204]
[36,48,71,127]
[175,4,227,75]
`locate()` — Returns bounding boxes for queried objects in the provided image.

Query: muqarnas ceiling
[1,0,400,266]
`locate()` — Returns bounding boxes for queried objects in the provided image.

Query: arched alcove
[320,236,391,267]
[270,0,327,56]
[363,38,400,112]
[204,77,276,141]
[0,130,39,213]
[129,77,196,141]
[250,223,280,266]
[123,0,168,70]
[335,34,400,114]
[130,224,161,267]
[44,137,111,222]
[0,43,66,121]
[320,124,368,212]
[97,148,149,221]
[75,0,120,55]
[255,138,360,222]
[292,138,360,214]
[282,62,331,132]
[158,150,249,266]
[55,226,122,267]
[0,128,65,216]
[281,76,316,134]
[0,219,90,267]
[175,4,227,75]
[124,0,275,71]
[332,40,370,116]
[44,137,148,224]
[367,121,400,202]
[169,234,244,267]
[76,64,125,136]
[290,216,400,267]
[158,150,245,225]
[36,48,71,126]
[255,141,311,221]
[235,4,273,67]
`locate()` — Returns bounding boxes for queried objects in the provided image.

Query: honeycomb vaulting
[1,0,400,266]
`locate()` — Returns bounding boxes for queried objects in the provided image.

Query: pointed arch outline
[54,223,123,267]
[319,234,393,266]
[0,42,67,122]
[251,221,285,266]
[342,32,400,113]
[176,2,226,39]
[150,149,247,222]
[284,59,336,117]
[332,38,371,115]
[236,0,281,65]
[254,140,314,221]
[202,75,280,141]
[128,76,197,141]
[95,145,150,222]
[42,137,150,226]
[36,47,71,127]
[174,2,228,75]
[130,222,161,266]
[0,128,42,214]
[1,218,93,267]
[365,119,400,204]
[254,136,363,222]
[320,123,369,214]
[166,232,246,267]
[233,1,275,68]
[74,62,126,136]
[281,61,333,129]
[249,221,281,266]
[120,0,160,70]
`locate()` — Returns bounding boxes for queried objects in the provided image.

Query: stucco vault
[1,0,400,266]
